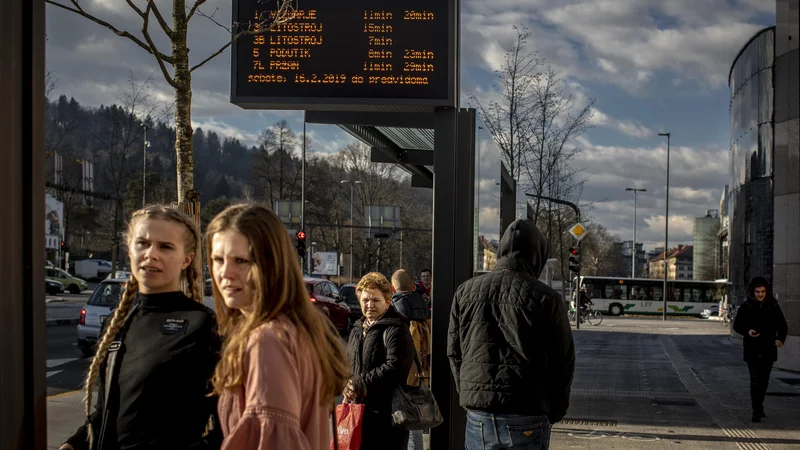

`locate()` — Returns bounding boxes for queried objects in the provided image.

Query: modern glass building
[727,26,775,308]
[728,3,800,372]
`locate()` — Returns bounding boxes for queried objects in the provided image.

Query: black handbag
[383,330,444,430]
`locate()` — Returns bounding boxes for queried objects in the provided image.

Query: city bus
[575,276,729,317]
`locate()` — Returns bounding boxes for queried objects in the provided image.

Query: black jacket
[65,292,222,450]
[448,219,575,423]
[392,291,430,322]
[346,305,415,449]
[733,278,788,363]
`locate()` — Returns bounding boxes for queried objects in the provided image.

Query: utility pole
[659,132,671,321]
[341,180,362,283]
[142,124,148,207]
[625,188,646,278]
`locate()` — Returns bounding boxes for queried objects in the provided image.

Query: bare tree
[45,0,297,206]
[469,26,542,182]
[579,223,625,276]
[252,120,302,205]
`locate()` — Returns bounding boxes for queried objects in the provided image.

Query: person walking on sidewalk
[343,272,416,450]
[60,205,221,450]
[206,204,349,449]
[448,219,575,450]
[391,269,432,450]
[733,276,788,423]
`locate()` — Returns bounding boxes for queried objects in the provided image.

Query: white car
[77,277,127,356]
[701,304,720,319]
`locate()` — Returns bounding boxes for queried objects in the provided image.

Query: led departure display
[231,0,456,111]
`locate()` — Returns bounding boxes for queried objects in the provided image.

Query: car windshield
[88,283,125,307]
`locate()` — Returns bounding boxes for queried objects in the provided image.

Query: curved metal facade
[727,27,775,307]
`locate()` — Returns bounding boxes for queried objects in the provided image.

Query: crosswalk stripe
[46,358,78,368]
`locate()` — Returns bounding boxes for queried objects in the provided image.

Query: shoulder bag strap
[330,401,338,449]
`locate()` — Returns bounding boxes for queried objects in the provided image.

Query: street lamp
[658,132,671,321]
[625,188,646,278]
[341,180,363,283]
[142,124,151,207]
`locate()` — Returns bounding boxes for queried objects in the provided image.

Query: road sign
[568,223,587,241]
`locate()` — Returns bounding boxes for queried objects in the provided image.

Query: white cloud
[192,118,260,146]
[590,108,655,139]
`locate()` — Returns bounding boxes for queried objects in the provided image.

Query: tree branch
[45,0,175,65]
[190,0,297,72]
[141,2,178,88]
[186,0,208,23]
[146,0,174,37]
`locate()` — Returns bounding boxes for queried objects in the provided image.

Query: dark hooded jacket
[447,219,575,423]
[733,277,788,362]
[392,291,430,322]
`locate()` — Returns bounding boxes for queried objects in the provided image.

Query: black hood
[747,276,775,302]
[495,219,549,278]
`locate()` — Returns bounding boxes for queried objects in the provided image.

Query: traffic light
[568,246,580,274]
[296,230,306,258]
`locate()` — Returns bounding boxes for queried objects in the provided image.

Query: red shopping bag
[330,403,364,450]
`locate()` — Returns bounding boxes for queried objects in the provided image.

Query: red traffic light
[297,231,306,240]
[569,247,578,255]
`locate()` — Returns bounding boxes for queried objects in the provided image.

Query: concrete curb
[46,319,79,327]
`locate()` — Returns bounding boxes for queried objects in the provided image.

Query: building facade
[728,8,799,372]
[647,245,693,280]
[727,26,775,307]
[693,210,721,280]
[772,0,799,371]
[717,186,729,280]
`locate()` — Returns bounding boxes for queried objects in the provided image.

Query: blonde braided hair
[83,205,203,447]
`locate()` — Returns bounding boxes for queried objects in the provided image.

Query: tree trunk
[173,0,194,204]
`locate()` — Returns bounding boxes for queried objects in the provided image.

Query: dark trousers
[747,360,773,414]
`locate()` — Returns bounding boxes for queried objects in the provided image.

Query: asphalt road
[46,324,90,397]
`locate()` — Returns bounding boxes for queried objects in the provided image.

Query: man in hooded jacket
[448,219,575,450]
[733,276,788,422]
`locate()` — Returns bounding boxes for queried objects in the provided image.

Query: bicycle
[568,307,603,326]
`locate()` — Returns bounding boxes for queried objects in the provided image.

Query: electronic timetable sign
[230,0,458,112]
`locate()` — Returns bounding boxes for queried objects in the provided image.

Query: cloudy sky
[45,0,775,249]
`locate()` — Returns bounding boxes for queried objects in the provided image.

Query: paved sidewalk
[47,317,800,449]
[552,317,800,449]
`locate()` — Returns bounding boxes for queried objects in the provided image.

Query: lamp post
[341,180,363,283]
[658,132,671,321]
[142,124,150,207]
[625,188,646,278]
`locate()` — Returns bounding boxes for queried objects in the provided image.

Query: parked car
[45,266,89,294]
[105,271,131,280]
[305,277,351,333]
[338,283,363,324]
[45,278,65,296]
[77,276,127,356]
[701,304,720,319]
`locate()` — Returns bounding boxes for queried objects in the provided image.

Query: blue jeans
[408,429,423,450]
[465,410,551,450]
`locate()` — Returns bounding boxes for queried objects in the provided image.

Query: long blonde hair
[207,203,349,405]
[83,205,202,446]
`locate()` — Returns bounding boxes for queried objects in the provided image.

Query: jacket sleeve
[447,289,462,395]
[188,314,224,450]
[357,325,414,394]
[774,304,788,343]
[544,295,575,424]
[733,303,750,336]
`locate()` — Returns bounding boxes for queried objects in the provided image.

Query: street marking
[46,358,78,368]
[661,336,770,450]
[572,388,693,398]
[567,429,660,442]
[46,370,63,378]
[46,390,80,399]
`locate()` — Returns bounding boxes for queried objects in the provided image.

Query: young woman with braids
[206,203,349,450]
[60,205,222,450]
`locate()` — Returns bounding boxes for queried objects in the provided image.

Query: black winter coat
[65,292,221,450]
[733,297,788,362]
[392,291,430,322]
[448,219,575,423]
[346,305,415,449]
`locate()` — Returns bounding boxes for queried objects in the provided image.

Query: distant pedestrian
[449,219,575,450]
[415,268,432,308]
[391,269,431,450]
[733,276,788,422]
[206,204,349,449]
[60,205,221,450]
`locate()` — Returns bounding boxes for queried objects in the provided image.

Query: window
[88,283,124,307]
